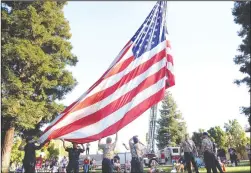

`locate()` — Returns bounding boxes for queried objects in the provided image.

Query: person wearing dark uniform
[229,148,238,166]
[180,133,199,173]
[19,136,48,173]
[61,139,85,173]
[202,132,218,173]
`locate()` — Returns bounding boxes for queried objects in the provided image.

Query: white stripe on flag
[39,57,167,142]
[85,40,167,99]
[59,77,166,139]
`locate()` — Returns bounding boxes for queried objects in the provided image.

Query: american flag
[39,1,174,144]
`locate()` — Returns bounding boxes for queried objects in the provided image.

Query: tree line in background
[192,119,249,158]
[156,92,250,159]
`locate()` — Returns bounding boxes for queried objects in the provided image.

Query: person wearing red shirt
[36,155,43,171]
[83,157,90,173]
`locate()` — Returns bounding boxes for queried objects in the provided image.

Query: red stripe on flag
[71,49,166,111]
[46,67,166,140]
[104,56,134,79]
[166,53,173,65]
[42,42,132,135]
[166,71,175,88]
[104,41,132,77]
[86,42,132,92]
[42,101,78,133]
[63,88,165,143]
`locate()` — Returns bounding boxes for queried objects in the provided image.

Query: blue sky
[60,1,249,152]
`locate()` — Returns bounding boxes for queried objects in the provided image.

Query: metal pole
[147,104,158,153]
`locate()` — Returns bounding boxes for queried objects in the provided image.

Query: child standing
[83,157,90,173]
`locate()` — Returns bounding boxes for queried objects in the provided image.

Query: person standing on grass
[86,143,90,155]
[35,154,43,171]
[180,133,199,173]
[61,139,85,173]
[19,136,49,173]
[83,157,90,173]
[213,143,224,173]
[201,132,218,173]
[246,143,251,162]
[89,158,94,170]
[123,135,146,173]
[61,156,68,173]
[98,133,118,173]
[45,158,50,171]
[229,148,238,166]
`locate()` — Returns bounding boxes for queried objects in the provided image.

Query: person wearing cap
[201,132,218,173]
[123,135,145,173]
[19,136,49,173]
[98,133,118,173]
[61,139,85,173]
[180,133,199,173]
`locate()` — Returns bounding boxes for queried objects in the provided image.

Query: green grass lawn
[89,160,250,173]
[199,166,250,173]
[90,166,250,173]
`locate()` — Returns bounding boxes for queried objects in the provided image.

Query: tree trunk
[1,127,15,173]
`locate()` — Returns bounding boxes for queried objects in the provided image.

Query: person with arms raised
[19,136,49,173]
[61,139,85,173]
[98,133,118,173]
[123,135,146,173]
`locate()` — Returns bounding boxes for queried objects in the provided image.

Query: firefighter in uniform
[201,132,218,173]
[180,133,199,173]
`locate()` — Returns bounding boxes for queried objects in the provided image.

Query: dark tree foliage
[232,1,250,127]
[156,92,187,149]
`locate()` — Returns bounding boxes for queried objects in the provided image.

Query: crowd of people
[18,132,247,173]
[17,138,96,173]
[175,132,228,173]
[18,133,146,173]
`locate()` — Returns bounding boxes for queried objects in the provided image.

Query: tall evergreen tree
[232,2,250,127]
[156,91,187,149]
[1,1,78,171]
